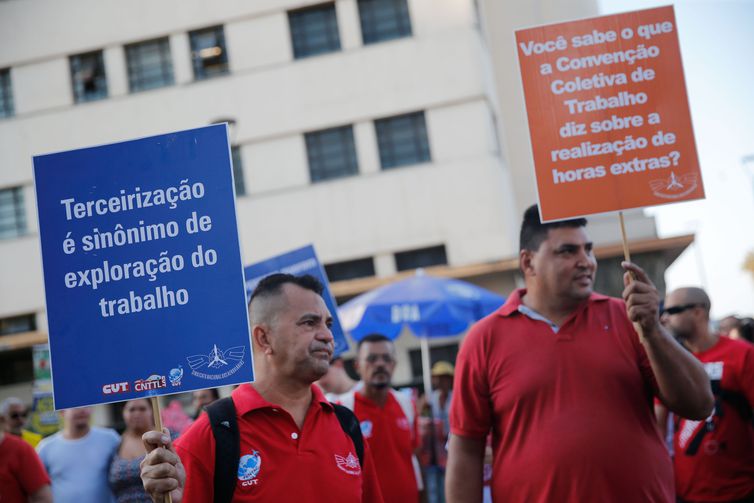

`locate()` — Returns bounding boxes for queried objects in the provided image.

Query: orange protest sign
[516,6,704,222]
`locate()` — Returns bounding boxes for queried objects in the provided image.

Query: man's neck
[332,375,356,395]
[252,374,313,429]
[63,425,90,440]
[361,384,390,407]
[521,290,585,327]
[682,329,719,354]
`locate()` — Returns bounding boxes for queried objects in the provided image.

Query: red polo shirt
[0,433,50,503]
[353,391,419,503]
[451,289,674,503]
[673,336,754,502]
[174,384,384,503]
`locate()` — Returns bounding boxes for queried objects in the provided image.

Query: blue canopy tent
[338,271,505,396]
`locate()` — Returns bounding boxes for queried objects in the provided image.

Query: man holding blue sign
[140,274,384,503]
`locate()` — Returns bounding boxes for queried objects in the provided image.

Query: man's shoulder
[36,432,62,453]
[91,426,120,442]
[174,408,214,451]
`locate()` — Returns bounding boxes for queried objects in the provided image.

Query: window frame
[305,125,359,183]
[375,111,431,170]
[189,26,230,81]
[69,50,108,103]
[0,186,27,240]
[288,3,342,59]
[125,37,175,93]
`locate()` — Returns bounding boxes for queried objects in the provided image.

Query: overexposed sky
[598,0,754,318]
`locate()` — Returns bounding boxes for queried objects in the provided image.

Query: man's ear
[353,353,363,378]
[252,324,273,356]
[520,249,535,276]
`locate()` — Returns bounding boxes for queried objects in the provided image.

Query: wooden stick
[150,396,173,503]
[619,211,644,340]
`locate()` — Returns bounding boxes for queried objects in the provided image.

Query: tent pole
[420,336,433,400]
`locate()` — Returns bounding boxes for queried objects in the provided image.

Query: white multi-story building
[0,0,690,401]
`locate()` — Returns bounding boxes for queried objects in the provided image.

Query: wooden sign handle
[619,212,645,341]
[150,396,173,503]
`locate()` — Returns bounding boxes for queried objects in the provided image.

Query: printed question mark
[669,151,680,166]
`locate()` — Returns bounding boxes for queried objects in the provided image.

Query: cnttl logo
[102,382,130,394]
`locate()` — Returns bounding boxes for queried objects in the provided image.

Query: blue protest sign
[33,124,253,409]
[244,245,349,357]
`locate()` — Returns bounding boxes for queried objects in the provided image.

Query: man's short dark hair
[357,333,392,350]
[519,204,588,252]
[249,273,324,304]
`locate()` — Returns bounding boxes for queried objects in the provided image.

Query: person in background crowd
[140,274,384,503]
[446,204,713,503]
[717,315,741,337]
[0,396,43,447]
[0,406,52,503]
[657,287,754,502]
[729,317,754,344]
[429,361,454,439]
[37,406,120,503]
[318,356,359,400]
[109,399,155,503]
[191,388,220,419]
[337,334,422,503]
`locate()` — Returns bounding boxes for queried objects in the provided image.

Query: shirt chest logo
[396,417,410,430]
[360,420,373,438]
[238,450,262,486]
[704,362,723,380]
[335,452,361,476]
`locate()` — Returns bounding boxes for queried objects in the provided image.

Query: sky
[598,0,754,318]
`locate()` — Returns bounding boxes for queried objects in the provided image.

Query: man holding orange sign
[446,205,712,502]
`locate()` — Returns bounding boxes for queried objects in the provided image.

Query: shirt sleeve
[19,439,51,495]
[450,320,492,439]
[360,440,385,503]
[174,418,215,503]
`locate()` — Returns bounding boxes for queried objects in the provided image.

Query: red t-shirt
[353,391,419,503]
[673,336,754,502]
[174,384,384,503]
[450,290,674,503]
[0,433,50,503]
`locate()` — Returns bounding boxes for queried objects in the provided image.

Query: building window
[375,111,430,169]
[325,257,376,282]
[0,68,13,118]
[190,26,229,80]
[0,313,36,336]
[289,3,341,59]
[0,187,27,240]
[395,245,447,272]
[305,126,359,182]
[231,146,246,196]
[70,51,108,103]
[358,0,412,44]
[125,37,174,92]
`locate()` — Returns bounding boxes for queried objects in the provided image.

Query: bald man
[658,287,754,502]
[140,273,384,503]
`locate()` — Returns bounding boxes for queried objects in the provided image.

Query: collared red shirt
[451,289,673,503]
[354,391,419,503]
[673,335,754,502]
[175,383,384,503]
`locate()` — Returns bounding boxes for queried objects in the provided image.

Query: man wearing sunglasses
[335,334,422,503]
[657,287,754,503]
[0,397,42,448]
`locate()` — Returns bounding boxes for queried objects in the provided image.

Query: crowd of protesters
[1,203,752,502]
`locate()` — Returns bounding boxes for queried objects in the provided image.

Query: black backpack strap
[333,403,364,467]
[206,397,239,503]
